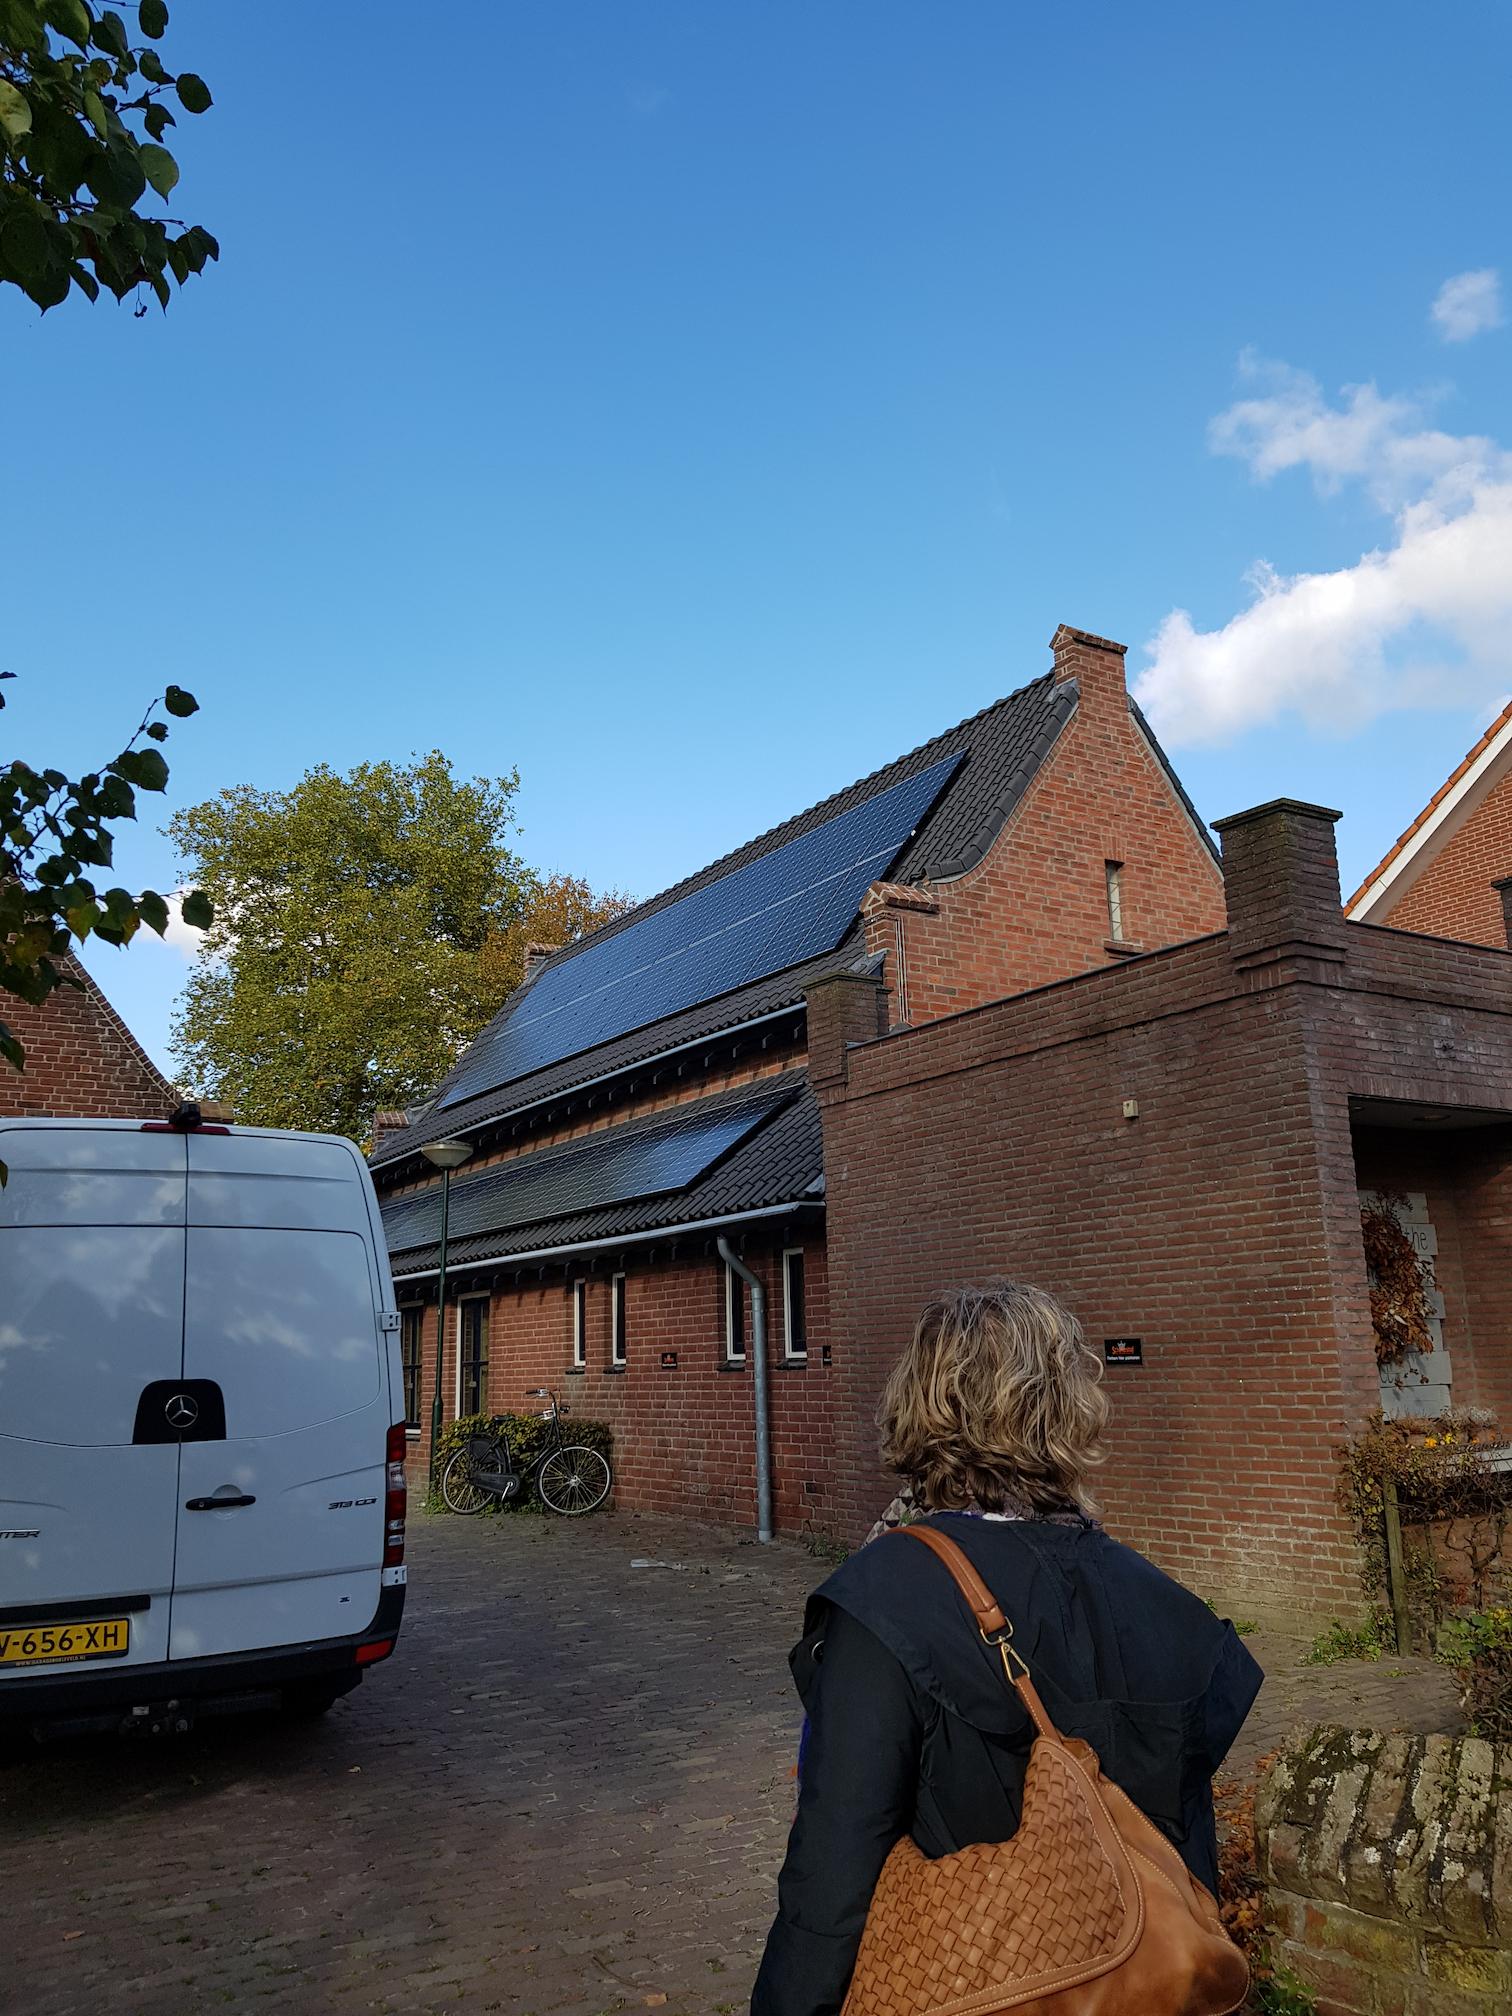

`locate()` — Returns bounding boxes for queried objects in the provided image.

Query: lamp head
[420,1138,472,1172]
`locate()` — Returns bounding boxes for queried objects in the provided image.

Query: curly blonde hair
[878,1280,1109,1515]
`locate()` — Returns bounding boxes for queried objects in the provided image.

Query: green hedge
[430,1408,614,1514]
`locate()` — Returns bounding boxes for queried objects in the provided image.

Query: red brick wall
[864,630,1226,1028]
[400,1230,835,1533]
[814,828,1512,1622]
[1,956,173,1119]
[1376,761,1512,948]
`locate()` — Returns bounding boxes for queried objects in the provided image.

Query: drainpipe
[717,1237,773,1543]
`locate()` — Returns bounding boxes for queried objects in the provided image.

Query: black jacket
[751,1514,1263,2016]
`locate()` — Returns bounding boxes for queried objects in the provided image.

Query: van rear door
[0,1125,186,1681]
[169,1133,390,1661]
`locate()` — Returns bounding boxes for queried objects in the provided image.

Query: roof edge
[389,1199,824,1283]
[1346,700,1512,919]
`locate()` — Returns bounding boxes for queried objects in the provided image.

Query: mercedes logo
[164,1392,200,1430]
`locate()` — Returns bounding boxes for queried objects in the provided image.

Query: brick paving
[0,1512,1464,2016]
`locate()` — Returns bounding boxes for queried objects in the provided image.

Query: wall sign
[660,1350,678,1370]
[1103,1337,1143,1366]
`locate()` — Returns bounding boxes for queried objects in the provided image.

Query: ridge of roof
[1345,697,1512,915]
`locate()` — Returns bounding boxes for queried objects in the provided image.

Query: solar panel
[436,751,962,1111]
[381,1097,782,1255]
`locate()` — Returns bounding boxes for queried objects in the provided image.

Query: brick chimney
[805,969,888,1093]
[1211,799,1347,972]
[371,1108,409,1151]
[1049,624,1129,717]
[522,941,559,982]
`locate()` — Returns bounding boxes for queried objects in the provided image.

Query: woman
[751,1281,1263,2016]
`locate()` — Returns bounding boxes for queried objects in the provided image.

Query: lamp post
[421,1138,472,1491]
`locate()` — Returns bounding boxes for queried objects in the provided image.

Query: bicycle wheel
[536,1445,612,1516]
[441,1448,491,1515]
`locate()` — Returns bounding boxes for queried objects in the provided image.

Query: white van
[0,1114,408,1737]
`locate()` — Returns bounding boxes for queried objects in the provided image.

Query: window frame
[782,1247,807,1362]
[456,1293,490,1419]
[1105,859,1126,943]
[571,1278,587,1370]
[610,1272,627,1367]
[724,1260,747,1365]
[400,1304,425,1431]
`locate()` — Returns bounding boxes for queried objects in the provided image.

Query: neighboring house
[814,798,1512,1625]
[1346,698,1512,945]
[1,954,174,1120]
[371,626,1227,1524]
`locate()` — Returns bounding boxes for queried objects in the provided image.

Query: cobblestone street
[1,1511,1463,2016]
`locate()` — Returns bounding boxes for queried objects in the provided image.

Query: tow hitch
[121,1701,194,1737]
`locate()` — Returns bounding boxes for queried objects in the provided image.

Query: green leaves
[179,888,211,930]
[174,71,210,114]
[1,1,216,310]
[139,140,177,198]
[111,744,169,792]
[43,0,91,50]
[1,681,209,1082]
[0,80,32,140]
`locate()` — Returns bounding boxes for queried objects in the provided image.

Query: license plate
[0,1618,129,1667]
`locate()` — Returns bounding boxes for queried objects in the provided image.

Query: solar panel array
[436,751,962,1113]
[380,1097,785,1255]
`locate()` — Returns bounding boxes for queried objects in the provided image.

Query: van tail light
[384,1422,408,1568]
[356,1637,395,1666]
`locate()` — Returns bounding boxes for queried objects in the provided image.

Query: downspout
[717,1238,773,1544]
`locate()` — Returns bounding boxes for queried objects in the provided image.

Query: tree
[0,0,217,312]
[169,753,633,1142]
[1,676,208,1075]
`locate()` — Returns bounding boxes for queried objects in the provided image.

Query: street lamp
[421,1137,472,1491]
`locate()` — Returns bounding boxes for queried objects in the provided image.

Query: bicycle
[440,1389,613,1517]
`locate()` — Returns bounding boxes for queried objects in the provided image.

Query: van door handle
[185,1493,257,1511]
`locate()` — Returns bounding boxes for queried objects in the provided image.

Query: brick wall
[1378,761,1512,949]
[400,1230,835,1534]
[813,803,1512,1621]
[1,955,173,1119]
[862,628,1226,1029]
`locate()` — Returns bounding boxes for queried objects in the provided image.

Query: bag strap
[898,1524,1063,1744]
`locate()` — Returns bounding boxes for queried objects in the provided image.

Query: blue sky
[7,2,1512,1072]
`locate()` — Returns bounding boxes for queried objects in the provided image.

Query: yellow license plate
[0,1618,129,1667]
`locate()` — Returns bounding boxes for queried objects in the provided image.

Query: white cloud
[1136,354,1512,745]
[1431,268,1503,344]
[161,889,208,958]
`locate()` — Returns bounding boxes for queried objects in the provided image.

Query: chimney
[1049,624,1129,717]
[371,1108,409,1150]
[1493,877,1512,951]
[523,941,559,982]
[805,968,888,1093]
[1211,798,1347,972]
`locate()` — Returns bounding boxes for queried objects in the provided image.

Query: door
[0,1125,187,1680]
[169,1133,389,1660]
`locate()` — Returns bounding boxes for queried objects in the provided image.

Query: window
[783,1249,807,1360]
[401,1306,424,1429]
[458,1297,489,1418]
[724,1261,747,1364]
[571,1279,587,1370]
[611,1273,627,1366]
[1105,860,1126,942]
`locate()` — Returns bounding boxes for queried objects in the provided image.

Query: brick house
[370,626,1227,1523]
[1346,698,1512,946]
[812,798,1512,1623]
[1,954,174,1120]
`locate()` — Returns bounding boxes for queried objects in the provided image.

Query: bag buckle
[980,1620,1031,1683]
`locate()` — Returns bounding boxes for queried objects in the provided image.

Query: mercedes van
[0,1114,408,1737]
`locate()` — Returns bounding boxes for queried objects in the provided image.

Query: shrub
[431,1408,613,1514]
[1305,1614,1392,1666]
[1437,1606,1512,1742]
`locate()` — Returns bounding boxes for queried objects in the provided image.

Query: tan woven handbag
[841,1526,1249,2016]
